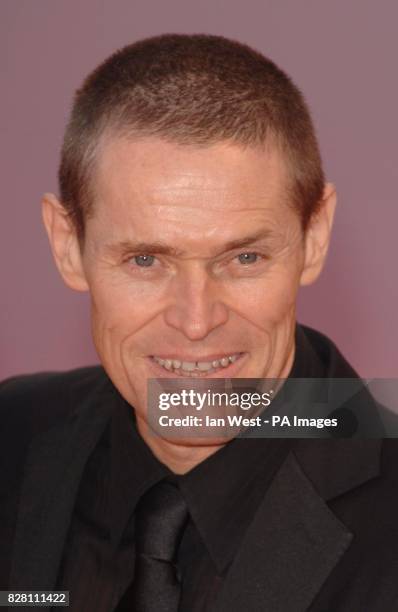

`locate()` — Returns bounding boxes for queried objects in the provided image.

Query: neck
[136,417,226,474]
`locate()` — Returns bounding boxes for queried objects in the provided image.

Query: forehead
[88,135,296,248]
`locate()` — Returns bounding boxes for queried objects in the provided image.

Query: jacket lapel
[9,374,115,593]
[213,439,381,612]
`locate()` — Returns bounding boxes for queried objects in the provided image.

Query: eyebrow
[104,229,274,258]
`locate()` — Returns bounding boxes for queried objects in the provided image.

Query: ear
[300,183,337,286]
[41,193,89,291]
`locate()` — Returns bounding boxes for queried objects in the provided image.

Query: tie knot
[134,480,188,563]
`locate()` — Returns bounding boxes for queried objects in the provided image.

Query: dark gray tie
[129,479,189,611]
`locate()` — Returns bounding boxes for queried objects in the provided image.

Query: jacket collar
[211,449,360,612]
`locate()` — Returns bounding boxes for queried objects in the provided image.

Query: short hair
[58,33,325,241]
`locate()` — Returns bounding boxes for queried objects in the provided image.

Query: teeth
[181,361,196,372]
[153,353,240,373]
[197,361,213,371]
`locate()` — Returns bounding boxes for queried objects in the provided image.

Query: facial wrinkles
[92,267,299,386]
[87,203,302,268]
[88,209,303,334]
[93,137,285,215]
[91,270,291,348]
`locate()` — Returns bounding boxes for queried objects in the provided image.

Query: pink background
[1,1,397,379]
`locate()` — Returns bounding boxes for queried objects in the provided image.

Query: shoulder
[298,324,360,378]
[0,366,108,586]
[0,365,110,506]
[0,365,108,439]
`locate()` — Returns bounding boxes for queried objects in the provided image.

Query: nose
[163,265,229,340]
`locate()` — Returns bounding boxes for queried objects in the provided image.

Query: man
[1,34,397,611]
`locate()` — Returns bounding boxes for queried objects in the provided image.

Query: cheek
[235,268,300,329]
[88,281,155,349]
[88,269,165,324]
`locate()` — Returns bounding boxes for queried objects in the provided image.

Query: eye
[236,252,259,265]
[132,254,156,267]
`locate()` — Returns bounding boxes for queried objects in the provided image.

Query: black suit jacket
[1,326,398,611]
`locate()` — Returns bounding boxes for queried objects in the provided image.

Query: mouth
[148,352,246,377]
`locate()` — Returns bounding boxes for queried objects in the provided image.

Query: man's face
[44,136,334,432]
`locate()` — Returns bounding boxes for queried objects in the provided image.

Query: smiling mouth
[149,352,244,377]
